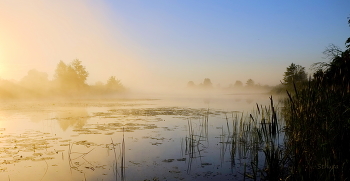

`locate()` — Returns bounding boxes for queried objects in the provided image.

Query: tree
[187,81,195,88]
[20,69,49,94]
[312,44,350,93]
[246,79,255,87]
[202,78,213,88]
[71,59,89,85]
[346,16,350,49]
[53,59,89,94]
[283,63,307,87]
[233,80,243,88]
[54,61,68,81]
[106,76,124,92]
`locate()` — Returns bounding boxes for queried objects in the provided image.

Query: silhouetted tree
[283,63,307,87]
[346,16,350,49]
[311,17,350,93]
[312,44,350,93]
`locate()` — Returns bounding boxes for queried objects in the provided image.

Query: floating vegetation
[0,130,63,165]
[0,97,281,180]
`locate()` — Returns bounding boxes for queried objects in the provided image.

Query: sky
[0,0,349,92]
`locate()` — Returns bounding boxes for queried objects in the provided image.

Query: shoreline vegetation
[243,18,350,180]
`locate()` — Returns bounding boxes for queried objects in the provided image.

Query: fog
[0,57,272,100]
[1,1,348,100]
[0,0,311,95]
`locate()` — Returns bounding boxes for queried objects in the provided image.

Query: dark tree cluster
[280,17,350,180]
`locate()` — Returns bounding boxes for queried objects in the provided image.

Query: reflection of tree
[29,112,50,123]
[56,108,89,131]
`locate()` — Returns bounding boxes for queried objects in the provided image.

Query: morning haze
[0,1,350,181]
[1,1,348,94]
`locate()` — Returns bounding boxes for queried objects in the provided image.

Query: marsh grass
[184,109,210,173]
[231,75,350,181]
[221,96,288,180]
[121,127,126,181]
[283,80,350,180]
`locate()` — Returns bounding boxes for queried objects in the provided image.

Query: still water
[0,93,273,181]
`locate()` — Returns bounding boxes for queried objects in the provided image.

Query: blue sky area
[0,1,349,90]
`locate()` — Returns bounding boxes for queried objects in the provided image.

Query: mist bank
[0,59,277,100]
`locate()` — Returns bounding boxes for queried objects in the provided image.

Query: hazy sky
[0,1,349,91]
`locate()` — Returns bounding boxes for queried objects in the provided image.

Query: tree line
[0,59,125,99]
[187,78,272,92]
[270,17,350,180]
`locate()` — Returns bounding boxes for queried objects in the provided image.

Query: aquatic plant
[283,80,350,180]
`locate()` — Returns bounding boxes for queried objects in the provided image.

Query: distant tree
[246,79,255,87]
[53,59,89,94]
[95,81,104,87]
[233,80,243,88]
[283,63,307,87]
[54,61,68,81]
[187,81,195,88]
[202,78,213,88]
[20,69,49,94]
[71,59,89,85]
[106,76,124,92]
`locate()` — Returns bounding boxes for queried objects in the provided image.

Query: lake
[0,93,275,181]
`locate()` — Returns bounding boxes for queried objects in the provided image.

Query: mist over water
[1,1,349,180]
[0,78,275,180]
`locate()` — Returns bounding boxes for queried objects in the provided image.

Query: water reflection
[29,111,50,123]
[55,108,89,131]
[0,95,274,180]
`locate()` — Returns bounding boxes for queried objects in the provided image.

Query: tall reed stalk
[283,80,350,180]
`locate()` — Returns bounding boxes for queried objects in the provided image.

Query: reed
[110,138,118,180]
[225,96,288,180]
[121,127,126,181]
[283,79,350,180]
[184,110,210,173]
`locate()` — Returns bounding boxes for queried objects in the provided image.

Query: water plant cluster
[281,48,350,180]
[245,18,350,181]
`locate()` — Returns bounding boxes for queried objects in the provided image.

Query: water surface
[0,93,272,181]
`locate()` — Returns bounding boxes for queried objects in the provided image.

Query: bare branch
[322,44,342,60]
